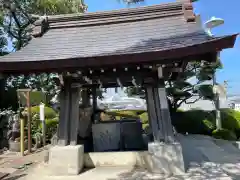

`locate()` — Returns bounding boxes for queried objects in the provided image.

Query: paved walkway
[16,165,232,180]
[0,136,240,180]
[0,146,49,180]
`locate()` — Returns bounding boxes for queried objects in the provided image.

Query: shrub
[30,106,57,119]
[100,112,112,121]
[22,106,58,142]
[139,112,148,124]
[100,110,146,121]
[221,109,240,130]
[41,117,59,143]
[142,123,151,135]
[142,123,149,130]
[112,109,146,115]
[203,119,215,130]
[172,110,215,135]
[109,110,139,120]
[210,109,240,138]
[212,129,237,141]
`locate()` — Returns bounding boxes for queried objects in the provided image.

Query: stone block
[148,142,185,175]
[48,145,84,175]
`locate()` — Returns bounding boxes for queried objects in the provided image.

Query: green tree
[168,60,221,112]
[0,12,7,56]
[1,0,87,50]
[117,0,144,5]
[126,60,222,113]
[0,12,8,110]
[0,0,87,109]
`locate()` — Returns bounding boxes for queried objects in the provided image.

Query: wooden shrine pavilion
[0,0,237,175]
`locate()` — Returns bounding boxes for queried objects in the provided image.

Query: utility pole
[204,16,225,130]
[213,72,222,130]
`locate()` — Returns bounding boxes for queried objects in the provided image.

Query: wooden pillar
[0,79,5,109]
[145,86,161,141]
[145,73,175,143]
[81,89,90,107]
[156,82,175,143]
[57,81,71,146]
[69,87,80,145]
[152,87,164,141]
[92,87,97,112]
[91,87,98,123]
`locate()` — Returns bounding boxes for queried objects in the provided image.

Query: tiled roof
[0,1,237,73]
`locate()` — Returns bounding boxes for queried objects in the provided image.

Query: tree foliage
[126,59,222,112]
[0,11,7,56]
[117,0,144,5]
[0,0,203,110]
[0,0,88,110]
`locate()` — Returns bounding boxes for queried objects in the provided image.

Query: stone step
[214,139,240,156]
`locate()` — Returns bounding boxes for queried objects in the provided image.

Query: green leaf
[0,13,3,25]
[167,87,191,99]
[197,66,215,81]
[197,84,214,100]
[0,36,7,48]
[173,81,192,89]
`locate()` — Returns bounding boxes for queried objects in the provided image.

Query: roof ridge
[32,2,188,37]
[49,10,183,30]
[35,1,184,25]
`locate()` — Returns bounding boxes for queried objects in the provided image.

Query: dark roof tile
[0,1,237,73]
[1,11,202,62]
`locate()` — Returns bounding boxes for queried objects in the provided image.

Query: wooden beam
[0,51,225,74]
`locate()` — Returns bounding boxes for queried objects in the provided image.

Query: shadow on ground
[106,163,230,180]
[107,134,240,179]
[3,174,26,180]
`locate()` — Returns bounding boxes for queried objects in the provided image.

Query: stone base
[148,142,185,175]
[48,145,84,175]
[233,141,240,149]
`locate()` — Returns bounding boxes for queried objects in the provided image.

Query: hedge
[100,110,145,121]
[139,112,148,124]
[30,106,57,119]
[172,110,215,135]
[22,106,58,143]
[23,107,240,141]
[212,128,237,141]
[136,108,240,140]
[40,117,59,143]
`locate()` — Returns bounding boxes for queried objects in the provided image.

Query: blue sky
[86,0,240,96]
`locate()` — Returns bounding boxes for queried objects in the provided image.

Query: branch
[186,62,201,73]
[7,17,18,39]
[11,11,21,28]
[176,94,201,109]
[13,0,34,26]
[185,96,202,104]
[168,80,172,88]
[21,20,32,30]
[176,97,189,108]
